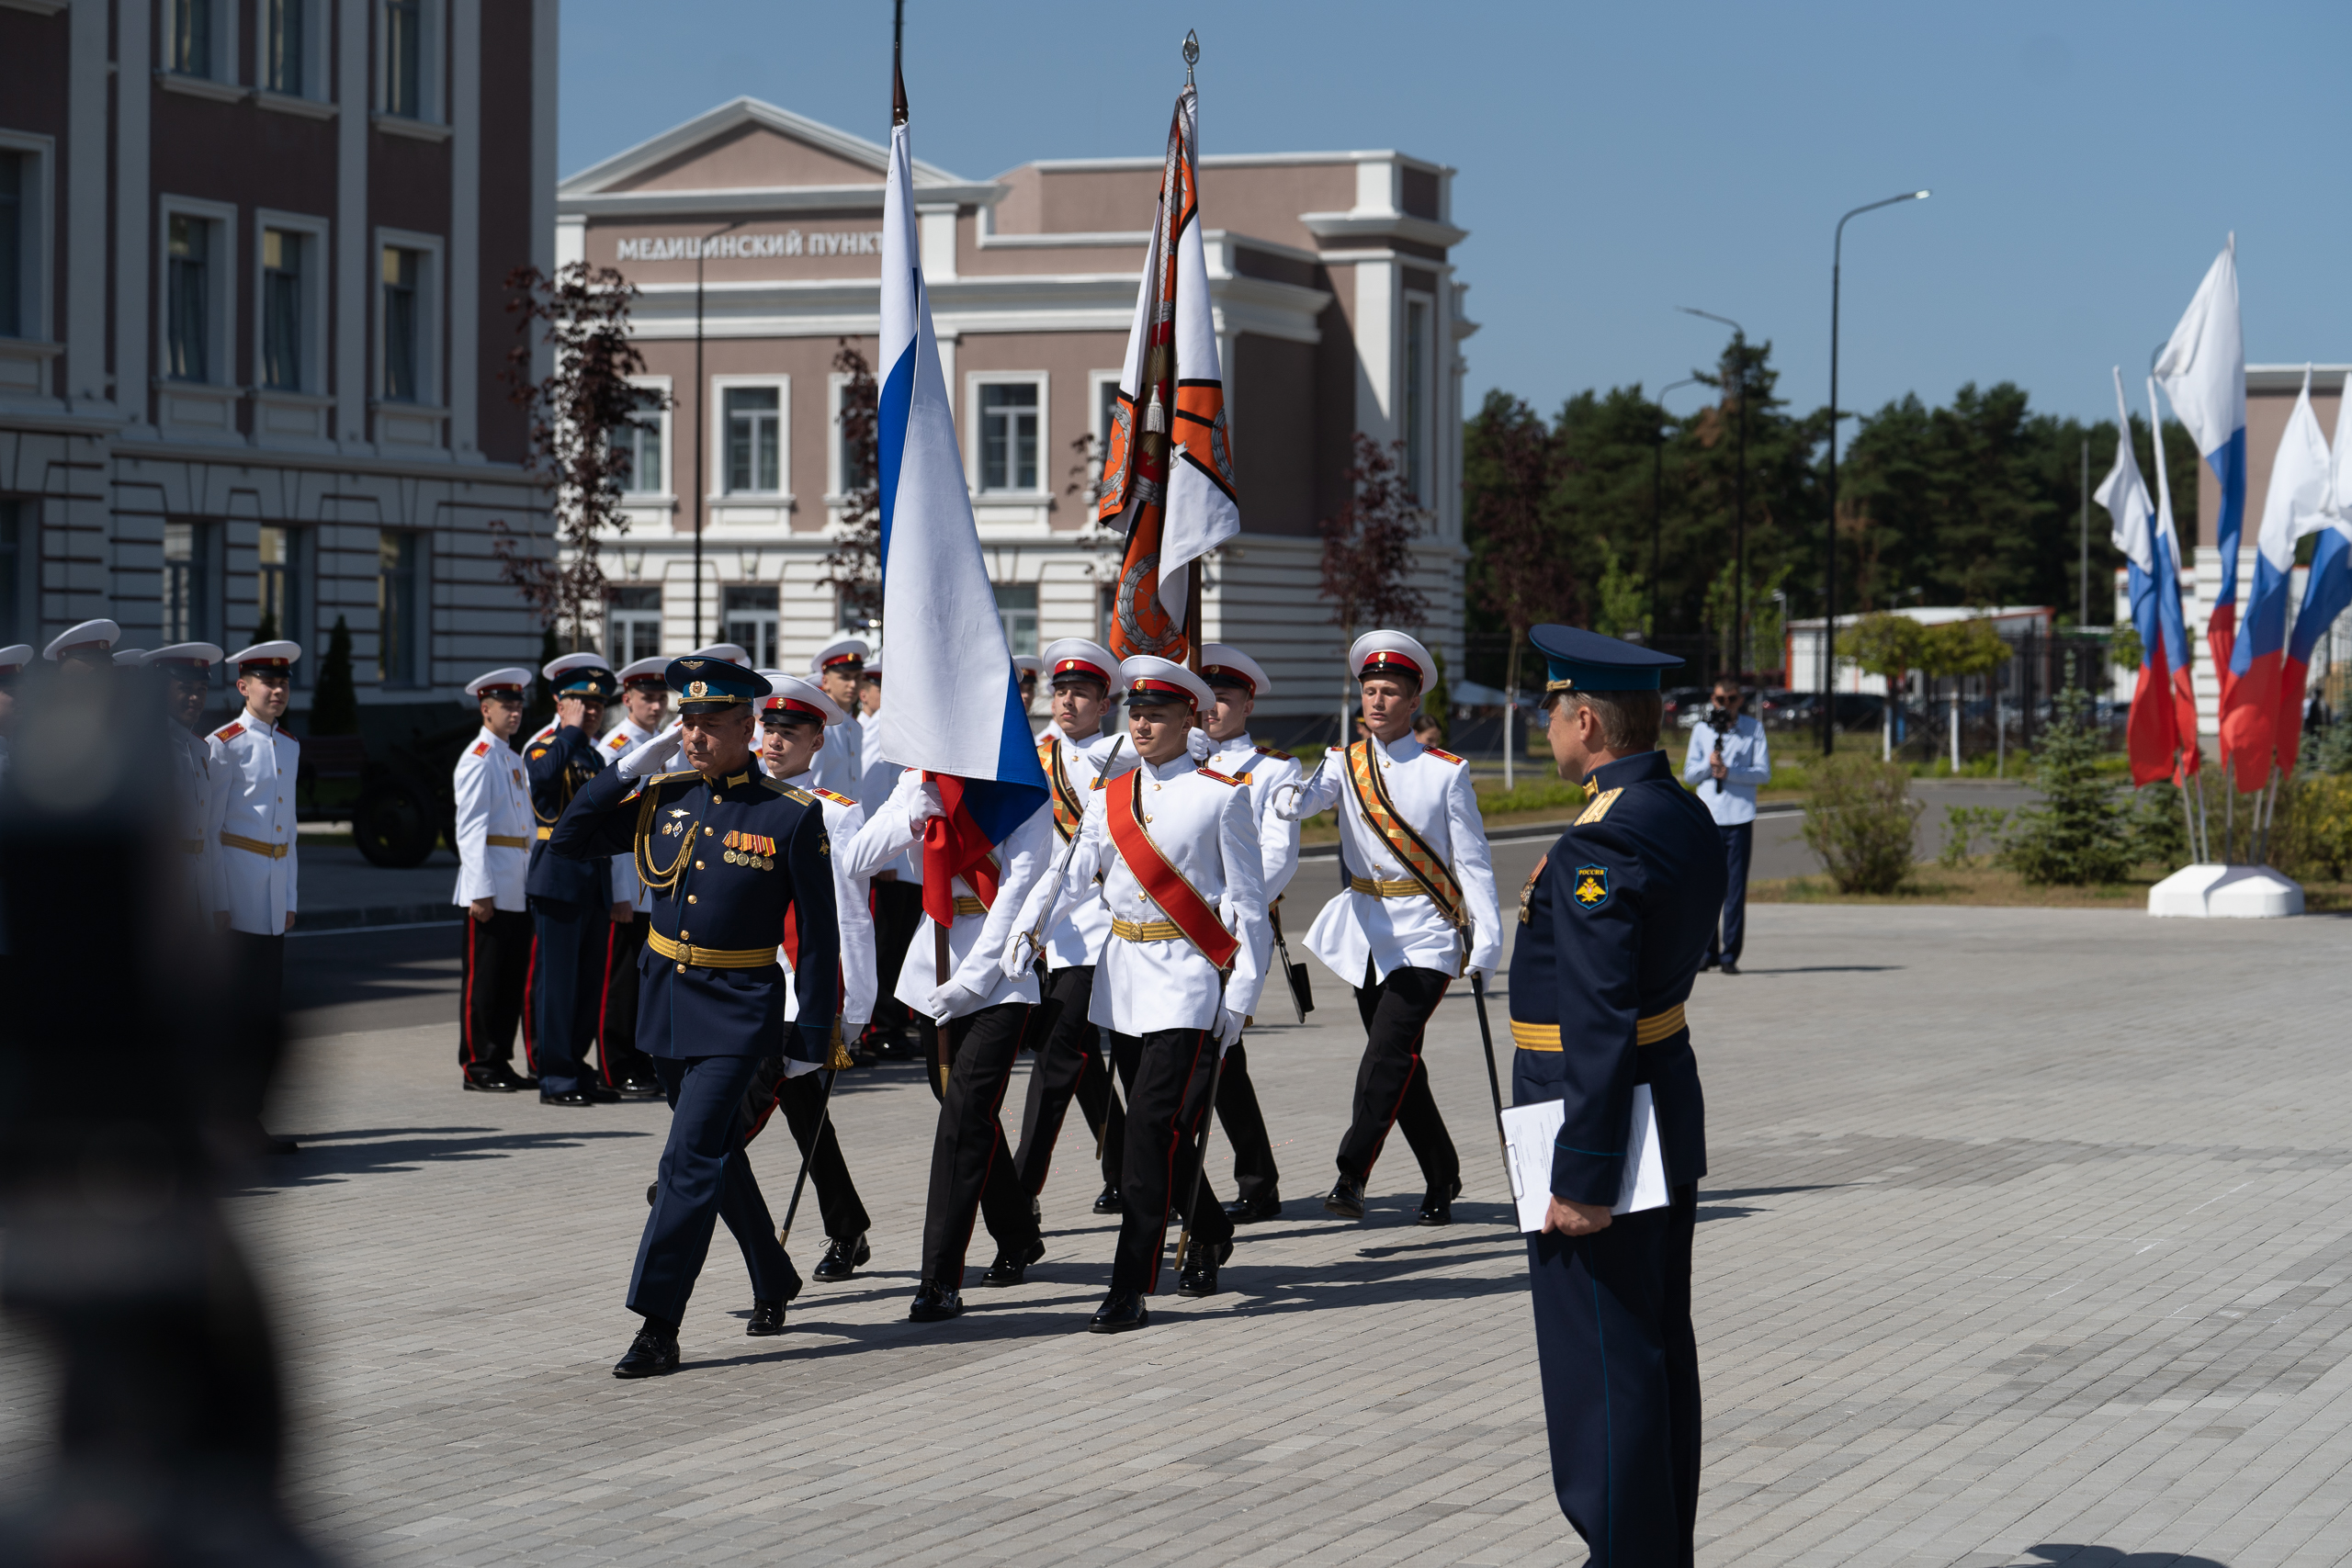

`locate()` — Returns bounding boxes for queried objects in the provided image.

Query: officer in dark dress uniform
[548,658,840,1378]
[525,654,619,1106]
[1511,624,1724,1568]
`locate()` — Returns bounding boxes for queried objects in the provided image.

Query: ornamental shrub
[2002,687,2131,885]
[308,615,359,737]
[1802,753,1920,894]
[2273,774,2352,882]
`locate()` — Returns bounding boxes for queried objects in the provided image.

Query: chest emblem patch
[1572,864,1611,910]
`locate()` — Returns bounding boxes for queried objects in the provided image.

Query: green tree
[1802,753,1921,894]
[309,615,358,737]
[1593,538,1645,640]
[2002,688,2132,885]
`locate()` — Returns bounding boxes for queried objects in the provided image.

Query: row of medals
[724,847,775,871]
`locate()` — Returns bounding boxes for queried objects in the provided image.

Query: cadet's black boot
[1224,1191,1281,1224]
[745,1300,786,1337]
[461,1066,516,1092]
[580,1081,621,1103]
[1088,1291,1149,1333]
[613,1320,680,1379]
[1178,1239,1233,1297]
[489,1063,538,1091]
[814,1233,869,1281]
[982,1236,1046,1287]
[1324,1177,1366,1221]
[1092,1185,1125,1215]
[1418,1178,1463,1227]
[908,1281,964,1323]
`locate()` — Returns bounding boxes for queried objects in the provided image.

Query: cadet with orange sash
[1016,656,1269,1332]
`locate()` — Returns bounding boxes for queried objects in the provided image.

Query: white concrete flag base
[2148,864,2305,919]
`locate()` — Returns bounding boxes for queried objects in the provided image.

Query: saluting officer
[146,643,227,922]
[850,737,1052,1323]
[745,671,880,1281]
[1275,630,1500,1226]
[525,651,620,1107]
[548,658,840,1377]
[1195,643,1301,1224]
[1015,656,1269,1331]
[206,638,303,1154]
[805,637,867,798]
[453,668,538,1092]
[1513,625,1721,1566]
[1010,637,1136,1218]
[593,655,671,1097]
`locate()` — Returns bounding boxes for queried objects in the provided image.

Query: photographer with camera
[1681,678,1770,974]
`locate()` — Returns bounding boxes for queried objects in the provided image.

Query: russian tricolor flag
[2227,367,2333,786]
[2146,388,2199,778]
[871,85,1046,920]
[2154,238,2245,774]
[2096,370,2179,786]
[2280,377,2352,775]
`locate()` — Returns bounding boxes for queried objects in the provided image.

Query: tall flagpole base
[2148,863,2303,919]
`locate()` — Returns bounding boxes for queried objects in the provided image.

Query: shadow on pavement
[2021,1548,2230,1567]
[1724,964,1904,975]
[236,1125,652,1188]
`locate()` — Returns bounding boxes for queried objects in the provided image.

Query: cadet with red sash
[1017,657,1269,1332]
[1276,630,1500,1225]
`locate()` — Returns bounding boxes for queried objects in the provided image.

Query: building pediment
[559,96,989,204]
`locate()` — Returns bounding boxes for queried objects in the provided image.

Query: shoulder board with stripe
[528,747,548,760]
[1196,767,1244,786]
[758,777,818,805]
[469,739,490,757]
[212,722,245,743]
[650,770,700,787]
[1575,787,1623,825]
[1424,746,1465,765]
[1253,743,1295,761]
[813,787,857,807]
[605,731,631,751]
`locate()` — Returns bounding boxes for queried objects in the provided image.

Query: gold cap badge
[689,681,708,697]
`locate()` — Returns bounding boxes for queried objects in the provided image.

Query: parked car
[1775,693,1885,731]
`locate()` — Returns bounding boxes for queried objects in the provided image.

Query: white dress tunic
[1022,752,1271,1035]
[206,710,300,935]
[1035,726,1138,967]
[1203,731,1305,903]
[1279,733,1501,984]
[450,726,532,912]
[775,770,879,1043]
[168,724,222,919]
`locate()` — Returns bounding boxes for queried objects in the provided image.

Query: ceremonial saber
[1173,1042,1228,1275]
[1268,901,1307,1023]
[1468,974,1515,1209]
[775,1064,836,1251]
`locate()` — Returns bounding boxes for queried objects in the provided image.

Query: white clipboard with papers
[1501,1088,1669,1235]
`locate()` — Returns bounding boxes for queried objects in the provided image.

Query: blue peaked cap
[665,656,771,712]
[1531,624,1683,694]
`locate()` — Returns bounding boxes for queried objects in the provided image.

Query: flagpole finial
[1182,28,1198,87]
[892,0,908,126]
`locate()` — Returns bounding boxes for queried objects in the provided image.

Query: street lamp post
[1679,308,1747,684]
[1650,377,1704,651]
[1823,189,1929,757]
[691,218,750,647]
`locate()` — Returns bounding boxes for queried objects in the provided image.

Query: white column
[529,0,559,386]
[114,0,151,429]
[64,0,109,405]
[448,0,481,457]
[918,205,958,282]
[336,0,370,447]
[1353,258,1395,439]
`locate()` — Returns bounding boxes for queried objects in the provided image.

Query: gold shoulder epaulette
[1424,746,1465,765]
[1253,743,1295,761]
[813,787,857,807]
[1196,767,1244,786]
[1575,787,1623,825]
[758,780,818,806]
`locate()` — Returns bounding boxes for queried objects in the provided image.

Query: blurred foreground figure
[0,660,322,1564]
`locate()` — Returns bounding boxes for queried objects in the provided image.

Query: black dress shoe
[814,1234,870,1282]
[492,1065,540,1091]
[746,1299,786,1337]
[1178,1239,1233,1297]
[1719,959,1739,976]
[646,1182,658,1207]
[581,1081,621,1103]
[981,1236,1046,1288]
[616,1076,663,1100]
[1224,1192,1282,1224]
[1418,1178,1464,1227]
[1092,1185,1125,1215]
[908,1281,964,1323]
[613,1323,680,1379]
[461,1068,516,1093]
[1088,1291,1150,1333]
[1324,1178,1366,1221]
[540,1088,598,1106]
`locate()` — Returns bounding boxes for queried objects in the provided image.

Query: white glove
[617,725,683,781]
[1186,728,1214,764]
[926,976,987,1021]
[1211,1007,1247,1054]
[911,778,946,821]
[1002,929,1041,980]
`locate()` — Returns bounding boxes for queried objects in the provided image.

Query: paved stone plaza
[5,884,2350,1566]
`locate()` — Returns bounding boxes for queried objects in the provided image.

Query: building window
[978,380,1040,492]
[831,373,876,501]
[724,386,781,494]
[0,153,19,339]
[836,585,881,637]
[722,585,778,669]
[607,586,662,666]
[167,215,212,382]
[381,245,423,402]
[994,582,1038,659]
[617,386,665,494]
[1403,296,1432,502]
[168,0,217,78]
[164,521,212,645]
[0,498,21,644]
[261,229,304,390]
[256,525,300,654]
[384,0,424,117]
[377,532,422,685]
[265,0,305,95]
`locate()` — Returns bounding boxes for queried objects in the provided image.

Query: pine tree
[2002,687,2130,884]
[309,615,359,737]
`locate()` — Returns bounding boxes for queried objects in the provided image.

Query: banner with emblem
[1096,60,1241,666]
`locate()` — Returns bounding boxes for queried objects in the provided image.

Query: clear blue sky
[560,0,2351,429]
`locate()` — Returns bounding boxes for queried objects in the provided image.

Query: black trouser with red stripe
[458,908,532,1073]
[1012,964,1125,1197]
[1337,961,1460,1195]
[1110,1026,1233,1294]
[596,910,655,1086]
[918,1002,1042,1290]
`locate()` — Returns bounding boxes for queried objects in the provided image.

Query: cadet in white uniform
[1195,643,1304,1224]
[453,668,538,1092]
[806,637,867,798]
[144,643,227,923]
[592,656,670,1096]
[849,752,1052,1322]
[754,674,879,1282]
[206,639,304,1153]
[851,646,922,1057]
[42,619,120,670]
[1276,631,1501,1226]
[1015,657,1270,1330]
[1013,653,1042,725]
[1009,637,1136,1216]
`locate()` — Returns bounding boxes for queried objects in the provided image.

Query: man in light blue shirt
[1681,679,1770,974]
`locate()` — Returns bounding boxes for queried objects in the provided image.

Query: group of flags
[2102,237,2352,793]
[872,39,1238,928]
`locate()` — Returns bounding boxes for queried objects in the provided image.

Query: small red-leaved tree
[820,338,883,634]
[1320,434,1430,738]
[494,263,649,650]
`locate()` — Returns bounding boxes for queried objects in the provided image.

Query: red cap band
[1359,651,1419,679]
[1129,678,1194,704]
[240,658,291,671]
[1199,664,1254,693]
[820,653,863,669]
[1053,658,1109,683]
[763,697,825,720]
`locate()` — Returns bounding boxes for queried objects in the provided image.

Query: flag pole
[1182,31,1204,674]
[898,0,946,987]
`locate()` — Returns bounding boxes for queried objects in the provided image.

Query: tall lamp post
[691,218,750,647]
[1650,377,1704,651]
[1679,308,1748,684]
[1823,189,1929,757]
